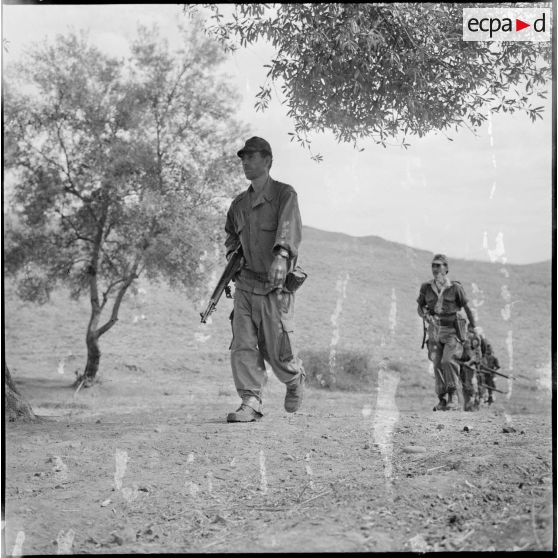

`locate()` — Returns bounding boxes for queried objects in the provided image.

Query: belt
[433,314,457,327]
[240,268,270,284]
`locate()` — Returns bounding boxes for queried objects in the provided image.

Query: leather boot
[434,395,447,411]
[446,388,459,410]
[226,404,263,423]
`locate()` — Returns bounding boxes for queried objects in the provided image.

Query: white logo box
[462,7,551,42]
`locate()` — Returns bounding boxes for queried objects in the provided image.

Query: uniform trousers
[230,287,305,413]
[427,324,463,397]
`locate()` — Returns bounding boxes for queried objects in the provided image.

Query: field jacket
[417,280,469,318]
[225,178,302,295]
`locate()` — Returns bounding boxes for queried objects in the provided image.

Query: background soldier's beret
[237,136,273,158]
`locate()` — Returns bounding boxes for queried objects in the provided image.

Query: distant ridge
[293,223,551,378]
[301,225,552,268]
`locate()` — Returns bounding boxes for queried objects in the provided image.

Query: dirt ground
[3,357,555,555]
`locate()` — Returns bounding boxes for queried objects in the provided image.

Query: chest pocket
[235,212,246,235]
[260,220,277,233]
[442,289,457,303]
[424,290,438,308]
[255,197,278,232]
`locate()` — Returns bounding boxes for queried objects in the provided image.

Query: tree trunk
[83,332,101,384]
[5,364,38,422]
[77,236,140,387]
[74,302,103,388]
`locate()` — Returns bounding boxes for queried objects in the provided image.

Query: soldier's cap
[431,254,449,266]
[237,136,272,158]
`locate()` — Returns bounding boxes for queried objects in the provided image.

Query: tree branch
[100,277,126,310]
[54,208,95,244]
[96,256,141,337]
[55,120,75,184]
[88,192,110,312]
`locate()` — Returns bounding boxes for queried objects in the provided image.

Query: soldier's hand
[269,254,288,288]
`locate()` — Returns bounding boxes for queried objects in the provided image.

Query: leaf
[195,3,550,147]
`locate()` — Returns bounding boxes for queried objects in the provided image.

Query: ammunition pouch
[284,266,307,293]
[455,316,468,342]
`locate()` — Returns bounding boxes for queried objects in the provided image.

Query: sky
[2,3,554,264]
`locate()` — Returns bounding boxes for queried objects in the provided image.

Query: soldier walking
[224,137,306,422]
[417,254,481,411]
[458,332,483,411]
[481,343,500,404]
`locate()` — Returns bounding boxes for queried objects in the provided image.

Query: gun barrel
[478,382,507,395]
[480,365,512,380]
[200,300,217,323]
[456,359,477,371]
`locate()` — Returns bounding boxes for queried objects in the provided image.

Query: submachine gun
[200,246,243,324]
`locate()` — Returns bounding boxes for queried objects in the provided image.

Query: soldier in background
[458,331,483,411]
[417,254,481,411]
[481,343,500,405]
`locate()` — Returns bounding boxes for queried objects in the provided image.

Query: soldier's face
[431,263,447,279]
[240,151,269,180]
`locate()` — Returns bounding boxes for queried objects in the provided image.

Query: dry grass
[4,226,551,397]
[301,348,375,391]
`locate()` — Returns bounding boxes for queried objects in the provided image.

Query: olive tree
[4,22,248,387]
[188,3,551,156]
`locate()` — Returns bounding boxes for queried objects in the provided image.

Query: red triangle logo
[516,19,530,31]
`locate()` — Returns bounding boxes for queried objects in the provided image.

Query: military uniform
[225,176,305,414]
[417,280,469,403]
[417,253,479,411]
[458,334,483,411]
[481,347,500,403]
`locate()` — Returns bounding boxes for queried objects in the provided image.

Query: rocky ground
[4,362,554,555]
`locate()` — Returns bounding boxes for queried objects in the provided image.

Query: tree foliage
[4,21,248,381]
[188,3,551,152]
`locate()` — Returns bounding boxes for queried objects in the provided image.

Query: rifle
[421,317,428,349]
[200,246,243,324]
[458,359,515,381]
[479,364,514,380]
[477,382,507,395]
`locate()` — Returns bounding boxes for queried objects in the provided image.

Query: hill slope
[296,226,551,377]
[3,225,553,554]
[5,225,551,401]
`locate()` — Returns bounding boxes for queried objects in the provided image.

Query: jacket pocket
[228,310,234,350]
[260,220,277,232]
[235,212,246,234]
[442,289,457,303]
[455,316,467,342]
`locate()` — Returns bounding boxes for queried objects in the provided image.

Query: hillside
[5,225,552,399]
[3,226,553,554]
[296,226,552,378]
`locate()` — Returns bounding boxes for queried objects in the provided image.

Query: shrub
[300,348,375,391]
